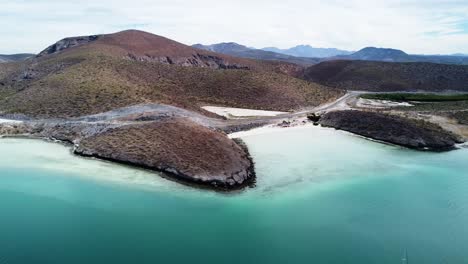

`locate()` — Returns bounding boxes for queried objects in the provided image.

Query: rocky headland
[0,103,262,190]
[319,110,463,151]
[74,119,255,188]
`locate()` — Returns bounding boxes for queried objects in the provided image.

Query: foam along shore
[0,138,183,192]
[202,106,287,119]
[229,122,317,139]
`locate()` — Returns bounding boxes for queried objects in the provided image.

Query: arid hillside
[0,30,343,118]
[303,60,468,92]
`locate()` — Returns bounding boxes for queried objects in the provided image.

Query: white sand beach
[202,106,287,119]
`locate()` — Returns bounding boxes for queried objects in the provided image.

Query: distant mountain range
[194,43,468,65]
[192,43,320,65]
[0,53,34,63]
[334,47,468,65]
[451,53,468,57]
[262,45,352,58]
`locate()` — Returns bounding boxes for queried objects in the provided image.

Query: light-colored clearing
[356,98,413,108]
[202,106,287,119]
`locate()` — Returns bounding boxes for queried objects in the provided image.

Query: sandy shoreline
[0,137,191,192]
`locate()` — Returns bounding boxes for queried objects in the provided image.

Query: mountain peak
[193,42,250,53]
[292,44,313,49]
[357,47,408,55]
[349,47,409,62]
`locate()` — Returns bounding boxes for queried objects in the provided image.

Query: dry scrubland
[320,110,462,151]
[0,30,342,118]
[303,60,468,92]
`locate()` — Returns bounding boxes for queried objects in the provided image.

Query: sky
[1,0,468,55]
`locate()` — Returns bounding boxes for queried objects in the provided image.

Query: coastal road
[0,92,363,133]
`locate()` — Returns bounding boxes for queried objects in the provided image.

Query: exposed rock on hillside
[319,110,462,151]
[125,52,249,69]
[37,35,100,57]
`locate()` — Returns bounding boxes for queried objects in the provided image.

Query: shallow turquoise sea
[0,126,467,264]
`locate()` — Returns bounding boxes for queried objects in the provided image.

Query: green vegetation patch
[361,93,468,102]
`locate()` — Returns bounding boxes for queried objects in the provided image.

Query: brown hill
[0,30,342,118]
[75,118,255,188]
[302,60,468,92]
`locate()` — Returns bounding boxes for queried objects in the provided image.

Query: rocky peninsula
[74,118,255,188]
[319,110,463,151]
[0,106,259,190]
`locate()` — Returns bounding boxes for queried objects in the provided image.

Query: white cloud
[0,0,467,54]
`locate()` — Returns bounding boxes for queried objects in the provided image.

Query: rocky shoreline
[319,110,463,151]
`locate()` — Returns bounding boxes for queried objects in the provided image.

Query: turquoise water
[0,126,468,264]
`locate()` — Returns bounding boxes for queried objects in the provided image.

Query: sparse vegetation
[75,118,255,188]
[303,60,468,92]
[319,110,461,151]
[0,31,343,118]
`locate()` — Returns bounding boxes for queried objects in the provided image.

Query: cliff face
[125,52,250,70]
[37,35,100,57]
[319,110,462,151]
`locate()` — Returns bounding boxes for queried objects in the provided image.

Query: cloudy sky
[1,0,468,54]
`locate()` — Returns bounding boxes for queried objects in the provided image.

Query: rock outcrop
[319,110,462,151]
[37,35,100,57]
[125,53,249,70]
